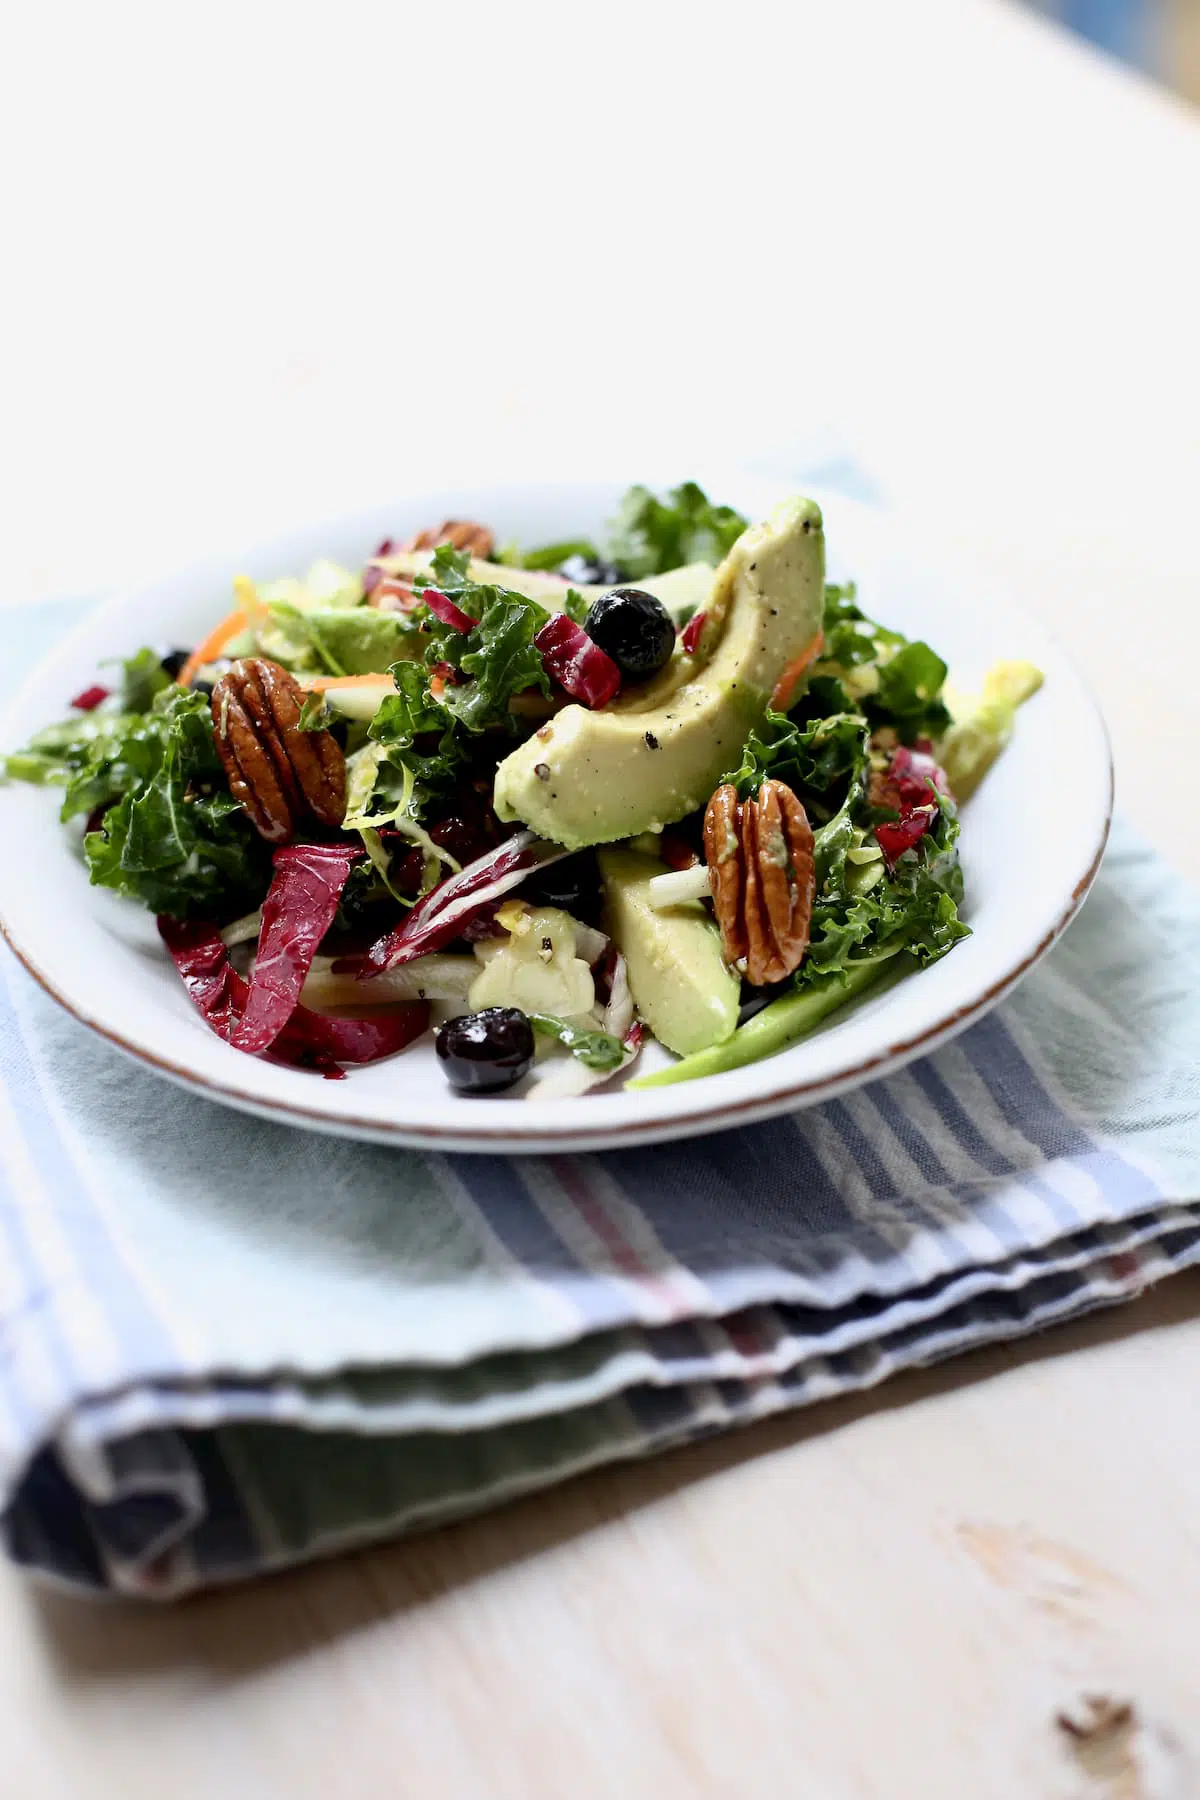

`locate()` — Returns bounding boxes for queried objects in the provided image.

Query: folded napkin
[4,602,1199,1598]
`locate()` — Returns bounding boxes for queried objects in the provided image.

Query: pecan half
[399,518,495,560]
[703,779,815,986]
[211,658,346,843]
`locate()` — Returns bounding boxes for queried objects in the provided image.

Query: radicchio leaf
[423,588,478,633]
[872,744,951,868]
[533,614,621,708]
[159,917,428,1074]
[231,842,361,1054]
[363,832,571,971]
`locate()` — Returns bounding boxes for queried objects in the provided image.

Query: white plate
[0,476,1111,1154]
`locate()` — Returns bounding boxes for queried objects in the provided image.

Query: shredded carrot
[296,672,395,692]
[175,609,250,688]
[429,673,447,701]
[770,631,824,712]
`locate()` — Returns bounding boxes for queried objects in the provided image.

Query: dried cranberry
[890,743,951,806]
[875,807,936,867]
[71,684,110,712]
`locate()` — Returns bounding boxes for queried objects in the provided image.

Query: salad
[2,484,1041,1097]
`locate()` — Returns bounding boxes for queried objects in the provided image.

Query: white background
[4,0,1198,602]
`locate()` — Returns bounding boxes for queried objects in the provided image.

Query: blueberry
[558,553,628,587]
[520,849,602,925]
[159,648,192,680]
[584,588,676,681]
[557,554,628,588]
[436,1008,535,1095]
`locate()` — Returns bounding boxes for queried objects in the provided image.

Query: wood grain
[4,1281,1200,1799]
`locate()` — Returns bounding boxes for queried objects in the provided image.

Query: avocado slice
[599,848,739,1057]
[492,496,825,849]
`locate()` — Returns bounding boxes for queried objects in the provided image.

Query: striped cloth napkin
[3,599,1200,1598]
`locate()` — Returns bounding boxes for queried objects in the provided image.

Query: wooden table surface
[4,2,1200,1795]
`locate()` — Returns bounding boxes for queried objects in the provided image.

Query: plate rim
[0,478,1114,1154]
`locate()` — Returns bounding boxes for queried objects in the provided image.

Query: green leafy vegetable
[515,538,600,572]
[715,610,968,999]
[875,640,950,737]
[342,740,457,887]
[115,647,171,712]
[441,596,550,731]
[371,661,452,744]
[367,665,464,807]
[297,693,334,733]
[262,603,422,677]
[414,546,552,733]
[3,710,138,797]
[812,582,951,742]
[3,682,263,916]
[529,1014,626,1072]
[419,544,474,595]
[82,689,270,917]
[606,482,748,579]
[723,710,870,814]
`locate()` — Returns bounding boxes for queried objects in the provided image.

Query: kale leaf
[3,709,140,798]
[82,688,270,917]
[116,647,172,712]
[605,482,748,579]
[815,582,951,742]
[723,710,870,817]
[367,664,464,809]
[415,547,552,733]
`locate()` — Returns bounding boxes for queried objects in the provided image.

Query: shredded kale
[814,582,951,742]
[77,688,270,917]
[435,595,551,734]
[366,665,465,814]
[115,647,172,712]
[723,710,870,817]
[605,481,748,579]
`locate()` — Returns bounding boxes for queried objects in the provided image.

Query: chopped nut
[211,658,346,843]
[703,779,815,986]
[399,519,495,560]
